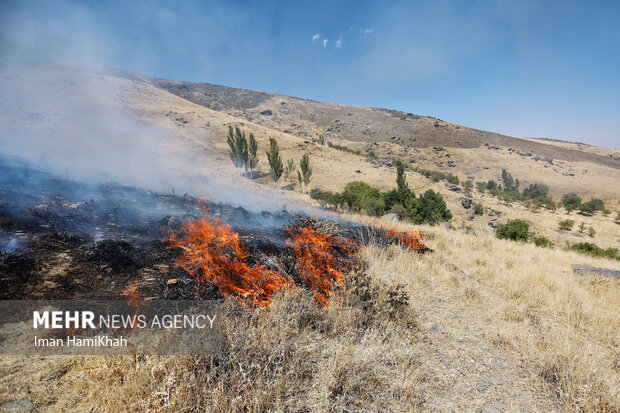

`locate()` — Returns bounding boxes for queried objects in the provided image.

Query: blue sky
[1,0,619,148]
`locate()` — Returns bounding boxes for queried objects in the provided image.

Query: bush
[410,190,452,225]
[388,204,409,220]
[463,180,473,192]
[496,219,530,242]
[474,203,484,215]
[558,219,574,231]
[588,226,596,237]
[561,193,581,212]
[533,235,553,248]
[579,202,595,215]
[310,189,341,209]
[616,213,620,224]
[580,198,605,215]
[570,243,620,261]
[446,173,459,185]
[475,181,487,193]
[341,181,385,216]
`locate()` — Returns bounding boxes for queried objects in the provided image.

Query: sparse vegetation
[532,235,554,248]
[317,133,325,145]
[475,181,487,193]
[266,137,284,185]
[579,198,606,215]
[327,141,364,156]
[463,180,473,192]
[411,166,460,184]
[558,219,575,231]
[616,212,620,224]
[588,226,596,237]
[496,219,530,242]
[570,242,620,260]
[474,203,484,215]
[561,193,582,212]
[284,158,295,180]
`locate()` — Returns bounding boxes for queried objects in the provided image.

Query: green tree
[297,154,312,194]
[266,137,283,185]
[226,125,249,174]
[501,169,519,192]
[339,181,385,216]
[558,219,574,231]
[247,133,258,179]
[385,160,413,209]
[561,193,581,212]
[413,190,453,225]
[496,219,530,242]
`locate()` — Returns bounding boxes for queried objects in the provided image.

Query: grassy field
[2,218,618,412]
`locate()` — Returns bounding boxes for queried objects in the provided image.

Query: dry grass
[2,218,619,411]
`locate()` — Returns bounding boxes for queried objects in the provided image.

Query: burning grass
[286,223,358,306]
[164,212,429,308]
[165,214,293,307]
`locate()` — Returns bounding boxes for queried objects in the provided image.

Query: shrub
[501,169,519,192]
[463,180,473,192]
[496,219,530,242]
[341,181,385,216]
[561,193,581,212]
[310,189,341,209]
[588,226,596,237]
[327,141,364,156]
[388,204,409,220]
[570,243,620,260]
[616,212,620,224]
[475,181,487,193]
[533,235,553,248]
[580,198,605,215]
[411,190,452,225]
[579,202,595,215]
[474,203,484,215]
[446,173,459,185]
[558,219,574,231]
[578,222,586,233]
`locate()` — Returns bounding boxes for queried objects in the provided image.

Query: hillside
[1,62,619,412]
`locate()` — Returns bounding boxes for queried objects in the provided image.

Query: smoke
[0,1,327,217]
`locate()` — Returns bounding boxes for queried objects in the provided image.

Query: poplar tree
[226,125,248,175]
[266,137,284,185]
[297,153,312,194]
[247,133,259,179]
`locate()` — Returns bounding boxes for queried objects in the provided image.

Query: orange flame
[286,224,358,307]
[385,229,427,254]
[166,213,292,307]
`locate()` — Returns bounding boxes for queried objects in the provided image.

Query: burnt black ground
[0,155,427,301]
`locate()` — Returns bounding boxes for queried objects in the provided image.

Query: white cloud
[335,35,343,48]
[322,39,328,48]
[311,33,320,43]
[361,28,373,35]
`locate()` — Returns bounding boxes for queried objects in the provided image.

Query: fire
[385,229,427,254]
[286,224,358,307]
[166,213,292,307]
